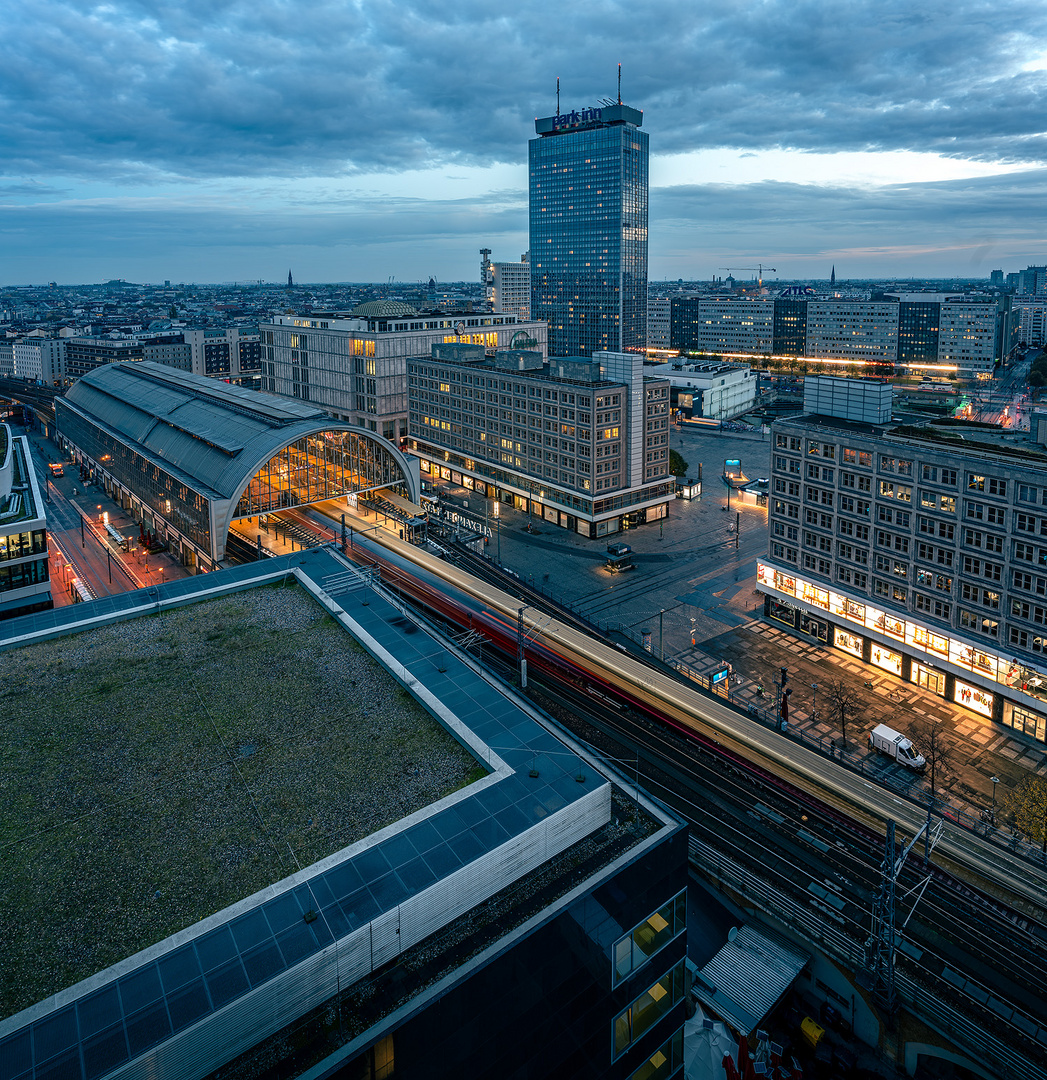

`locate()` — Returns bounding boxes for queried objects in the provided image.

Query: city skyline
[1,0,1046,284]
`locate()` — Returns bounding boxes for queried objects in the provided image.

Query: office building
[260,304,547,441]
[646,360,756,420]
[669,296,702,352]
[0,547,688,1080]
[486,252,532,320]
[530,103,649,356]
[408,346,672,537]
[0,424,51,619]
[760,384,1047,745]
[697,298,774,356]
[990,270,1004,287]
[647,297,672,350]
[804,301,899,365]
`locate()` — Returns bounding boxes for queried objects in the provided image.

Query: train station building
[54,362,421,571]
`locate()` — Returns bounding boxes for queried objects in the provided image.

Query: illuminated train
[305,510,1034,905]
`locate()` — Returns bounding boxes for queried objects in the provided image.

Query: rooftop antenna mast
[556,76,560,116]
[617,63,621,104]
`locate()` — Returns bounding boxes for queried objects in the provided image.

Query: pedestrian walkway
[678,614,1047,827]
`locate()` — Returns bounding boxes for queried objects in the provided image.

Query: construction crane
[718,264,777,287]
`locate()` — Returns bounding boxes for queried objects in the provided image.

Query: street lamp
[811,682,818,722]
[494,500,501,563]
[990,775,1000,824]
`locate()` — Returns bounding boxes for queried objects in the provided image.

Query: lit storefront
[954,680,994,718]
[834,629,864,658]
[758,560,1047,738]
[871,643,903,676]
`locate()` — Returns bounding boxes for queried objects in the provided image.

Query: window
[836,567,868,588]
[968,474,1007,497]
[613,891,686,986]
[916,567,952,591]
[961,556,1001,581]
[1017,483,1041,504]
[874,579,907,602]
[964,527,1003,554]
[1014,541,1047,565]
[614,962,685,1059]
[921,491,956,513]
[914,593,951,619]
[959,609,999,637]
[626,1030,685,1080]
[960,583,1000,608]
[842,447,872,467]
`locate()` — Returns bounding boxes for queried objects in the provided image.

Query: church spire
[287,269,294,288]
[830,265,836,287]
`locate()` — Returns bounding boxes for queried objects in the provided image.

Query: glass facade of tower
[530,108,648,357]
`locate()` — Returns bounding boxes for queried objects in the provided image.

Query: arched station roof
[61,361,420,505]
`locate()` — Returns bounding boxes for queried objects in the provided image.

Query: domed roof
[350,300,420,318]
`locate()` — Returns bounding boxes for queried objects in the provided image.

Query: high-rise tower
[529,102,648,356]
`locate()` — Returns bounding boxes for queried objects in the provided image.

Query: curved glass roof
[62,363,350,499]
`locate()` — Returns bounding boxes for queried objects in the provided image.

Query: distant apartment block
[1017,265,1047,295]
[12,336,65,384]
[261,303,547,441]
[181,327,262,382]
[0,424,51,620]
[64,336,144,380]
[1015,300,1047,347]
[408,346,672,537]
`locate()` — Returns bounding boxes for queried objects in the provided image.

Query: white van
[869,724,926,772]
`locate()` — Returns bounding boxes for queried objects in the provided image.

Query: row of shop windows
[768,597,1046,742]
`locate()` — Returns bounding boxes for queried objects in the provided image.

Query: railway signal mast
[865,814,943,1016]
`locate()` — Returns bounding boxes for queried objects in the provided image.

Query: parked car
[606,542,632,556]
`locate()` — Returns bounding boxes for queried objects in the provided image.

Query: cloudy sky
[2,0,1046,285]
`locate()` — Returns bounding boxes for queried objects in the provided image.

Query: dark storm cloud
[2,0,1046,181]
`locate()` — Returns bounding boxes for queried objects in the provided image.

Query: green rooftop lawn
[0,585,481,1018]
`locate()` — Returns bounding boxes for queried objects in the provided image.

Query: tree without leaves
[1003,776,1047,853]
[823,677,861,749]
[913,718,950,803]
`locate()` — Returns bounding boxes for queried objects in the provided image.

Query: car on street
[48,463,64,477]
